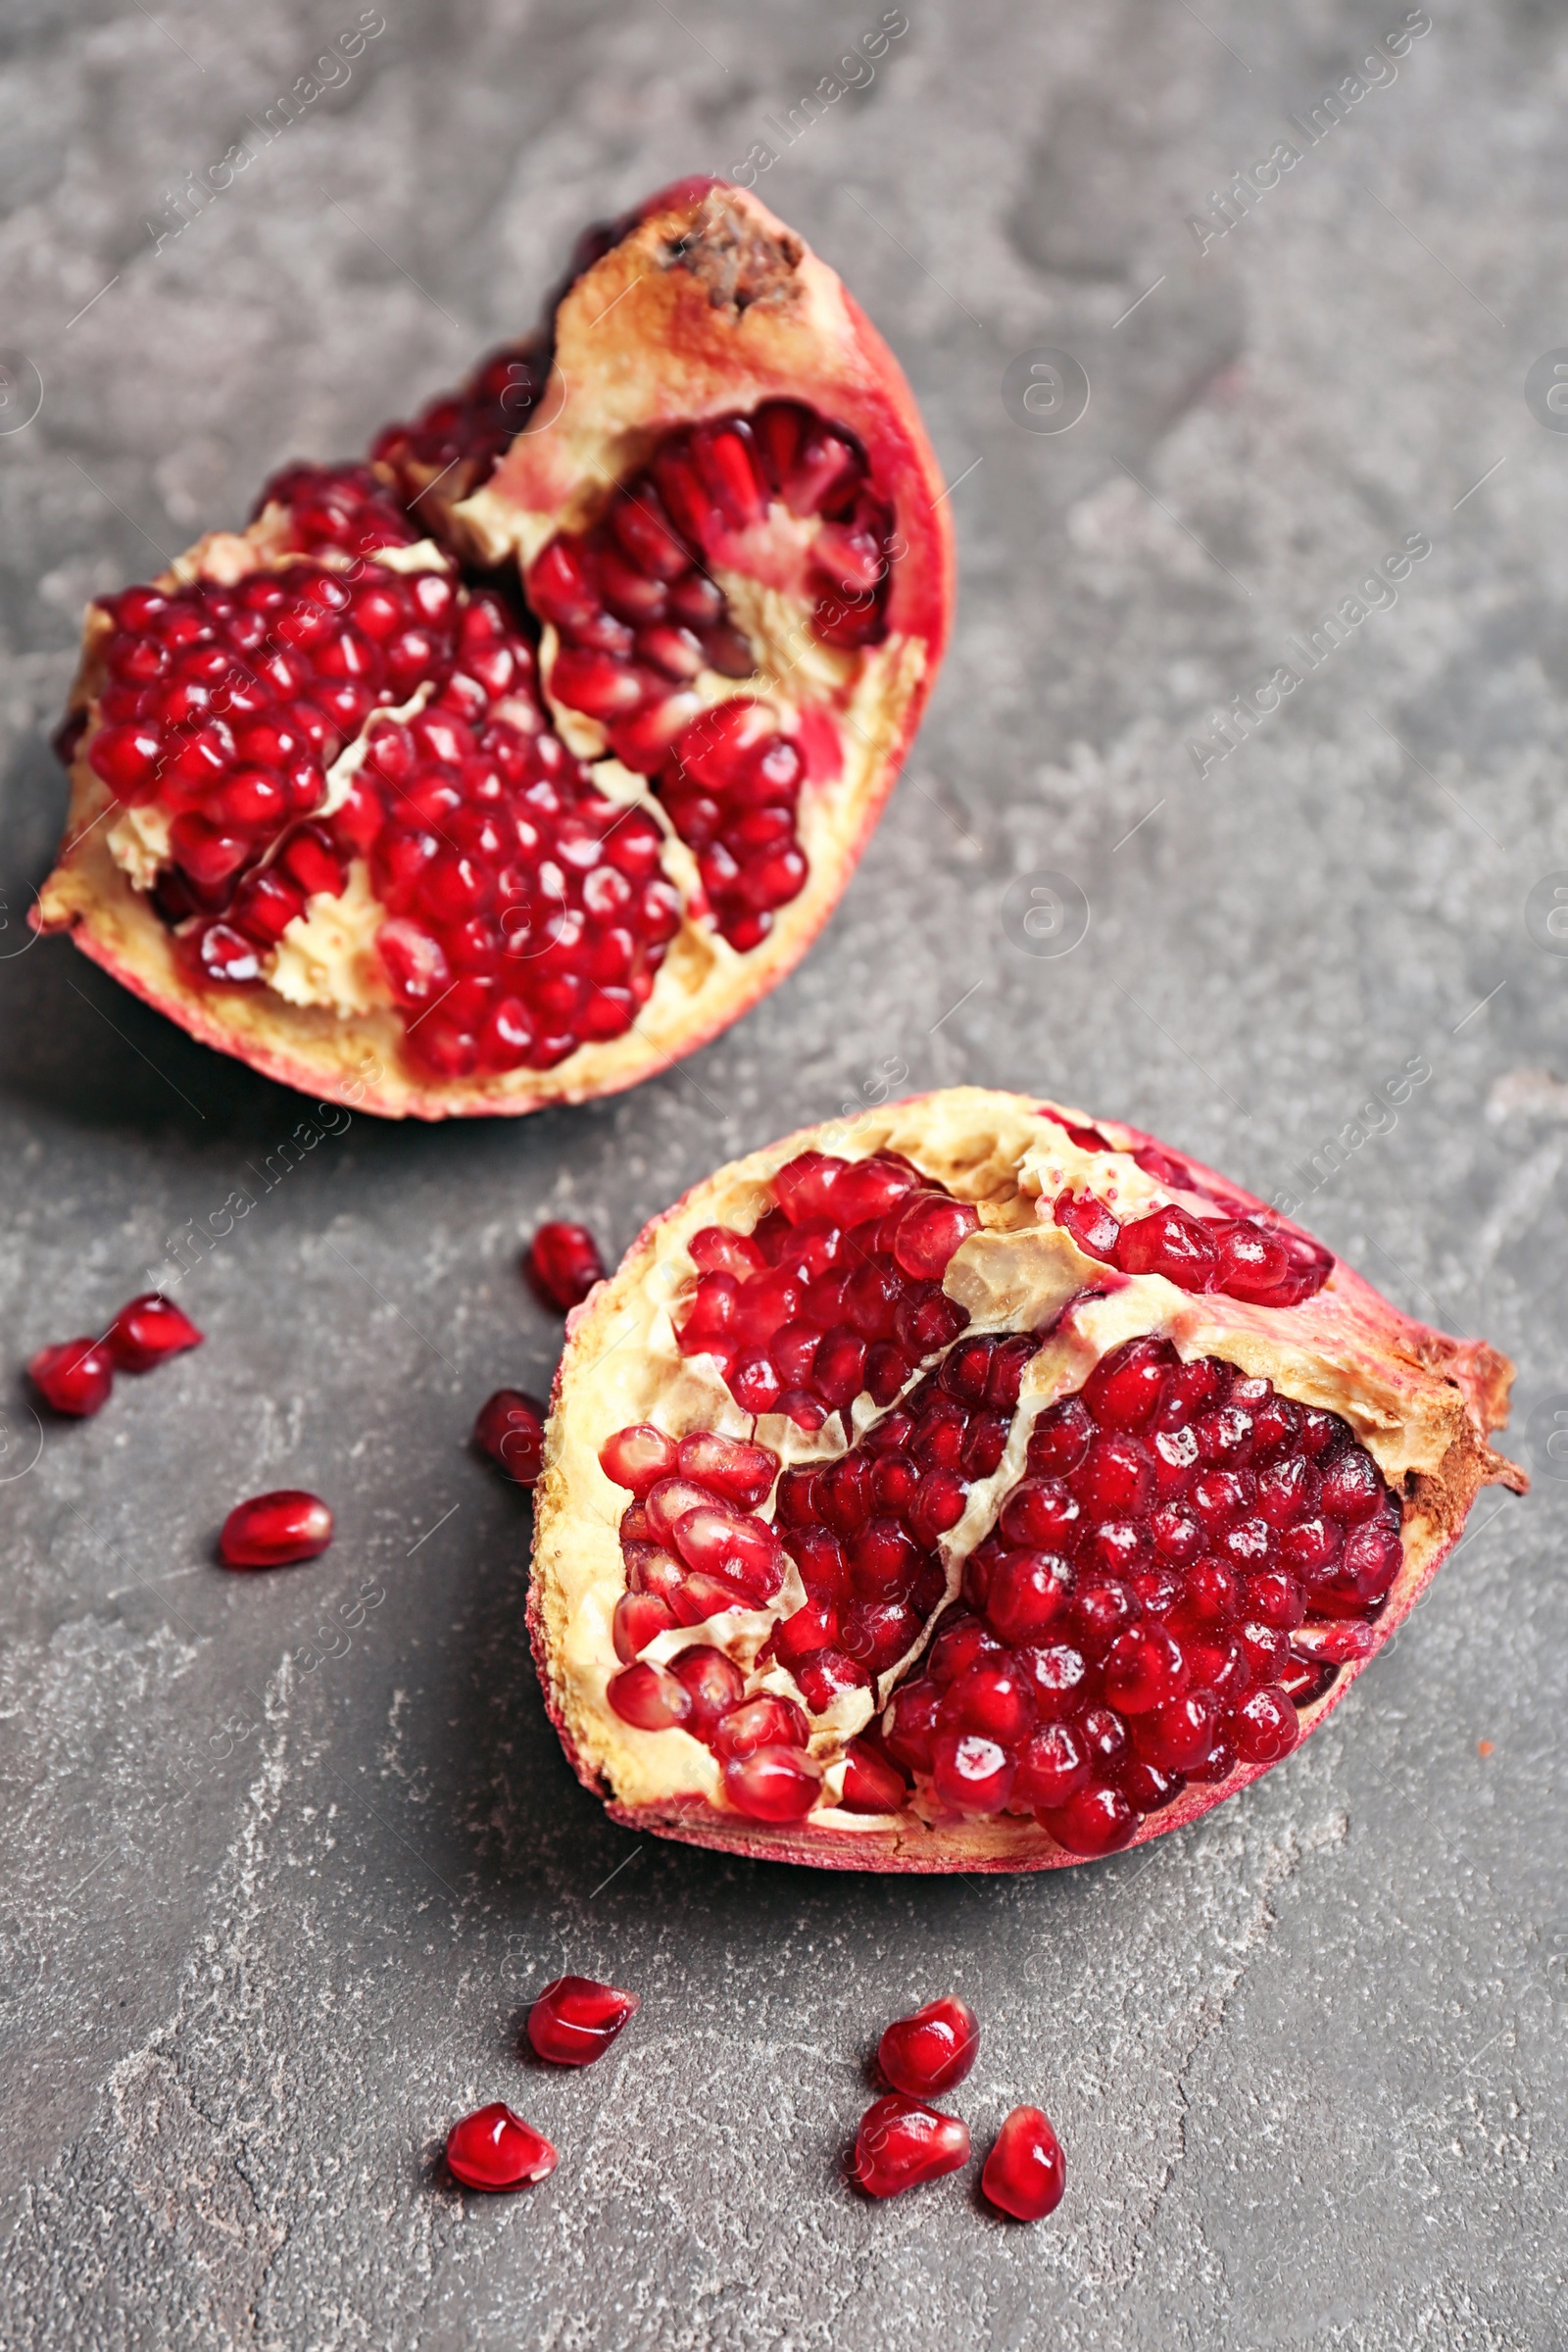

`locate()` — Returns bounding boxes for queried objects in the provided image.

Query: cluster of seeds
[370,341,544,511]
[524,402,894,947]
[1049,1117,1333,1308]
[671,1150,980,1425]
[599,1310,1402,1851]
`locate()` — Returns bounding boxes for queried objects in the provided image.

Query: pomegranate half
[529,1088,1525,1872]
[33,181,952,1119]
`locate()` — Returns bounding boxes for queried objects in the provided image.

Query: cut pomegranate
[525,1222,606,1312]
[106,1292,204,1371]
[27,1338,115,1417]
[526,1974,639,2065]
[878,1997,980,2099]
[530,1089,1525,1871]
[981,2105,1066,2221]
[853,2094,971,2198]
[473,1390,546,1486]
[36,181,952,1120]
[219,1490,333,1568]
[444,2102,558,2191]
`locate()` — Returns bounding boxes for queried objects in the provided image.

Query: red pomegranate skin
[853,2093,971,2197]
[219,1490,334,1568]
[444,2102,558,2191]
[27,1338,115,1417]
[878,1997,980,2100]
[981,2104,1066,2221]
[526,1975,640,2065]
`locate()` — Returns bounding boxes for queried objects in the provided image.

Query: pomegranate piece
[878,1996,980,2099]
[444,2102,558,2191]
[532,1090,1525,1873]
[525,1222,607,1312]
[526,1974,639,2065]
[473,1389,546,1485]
[981,2105,1066,2221]
[106,1292,204,1372]
[219,1490,333,1569]
[36,181,953,1123]
[27,1338,114,1417]
[853,2093,971,2198]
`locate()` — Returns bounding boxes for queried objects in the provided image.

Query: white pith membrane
[36,181,951,1122]
[532,1088,1524,1872]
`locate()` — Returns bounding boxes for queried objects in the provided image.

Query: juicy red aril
[853,2094,970,2198]
[711,1692,809,1755]
[27,1338,115,1416]
[840,1740,908,1812]
[1054,1181,1333,1314]
[1038,1782,1136,1857]
[106,1292,203,1372]
[723,1743,821,1821]
[877,1996,979,2099]
[982,2106,1066,2222]
[526,1221,607,1311]
[526,1974,639,2065]
[607,1661,691,1730]
[599,1422,680,1495]
[444,2102,558,2192]
[473,1389,546,1485]
[219,1490,333,1568]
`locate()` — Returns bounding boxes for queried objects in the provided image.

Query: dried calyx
[529,1088,1525,1873]
[37,180,952,1121]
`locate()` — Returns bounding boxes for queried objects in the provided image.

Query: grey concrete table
[1,3,1563,2345]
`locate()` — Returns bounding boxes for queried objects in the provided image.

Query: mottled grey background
[1,2,1565,2345]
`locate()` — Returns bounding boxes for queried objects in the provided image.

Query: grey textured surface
[0,2,1565,2345]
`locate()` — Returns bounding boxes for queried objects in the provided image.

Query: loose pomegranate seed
[473,1390,546,1485]
[526,1974,640,2065]
[981,2105,1066,2221]
[444,2102,558,2191]
[106,1293,204,1372]
[853,2094,971,2198]
[526,1222,607,1311]
[219,1490,333,1568]
[878,1996,979,2100]
[27,1338,114,1416]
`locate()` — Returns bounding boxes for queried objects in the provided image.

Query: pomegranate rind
[32,183,952,1123]
[528,1088,1525,1874]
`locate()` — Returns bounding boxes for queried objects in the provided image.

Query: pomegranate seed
[667,1643,745,1733]
[711,1693,809,1755]
[525,1221,606,1311]
[219,1490,333,1568]
[1230,1684,1300,1762]
[1040,1782,1136,1856]
[722,1742,820,1820]
[854,2094,970,2198]
[839,1740,907,1812]
[526,1974,639,2065]
[607,1661,691,1730]
[981,2105,1066,2221]
[106,1293,203,1372]
[472,1389,546,1485]
[878,1996,979,2099]
[599,1423,679,1495]
[444,2102,558,2191]
[27,1338,114,1417]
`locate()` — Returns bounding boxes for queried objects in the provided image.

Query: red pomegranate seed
[219,1490,333,1569]
[106,1293,204,1372]
[722,1742,821,1821]
[667,1643,745,1733]
[853,2094,970,2198]
[599,1422,680,1494]
[711,1692,809,1755]
[526,1974,640,2065]
[473,1389,546,1485]
[839,1740,907,1813]
[525,1221,606,1311]
[1040,1782,1136,1856]
[27,1338,114,1417]
[878,1996,979,2099]
[607,1661,691,1730]
[444,2102,558,2191]
[981,2105,1066,2221]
